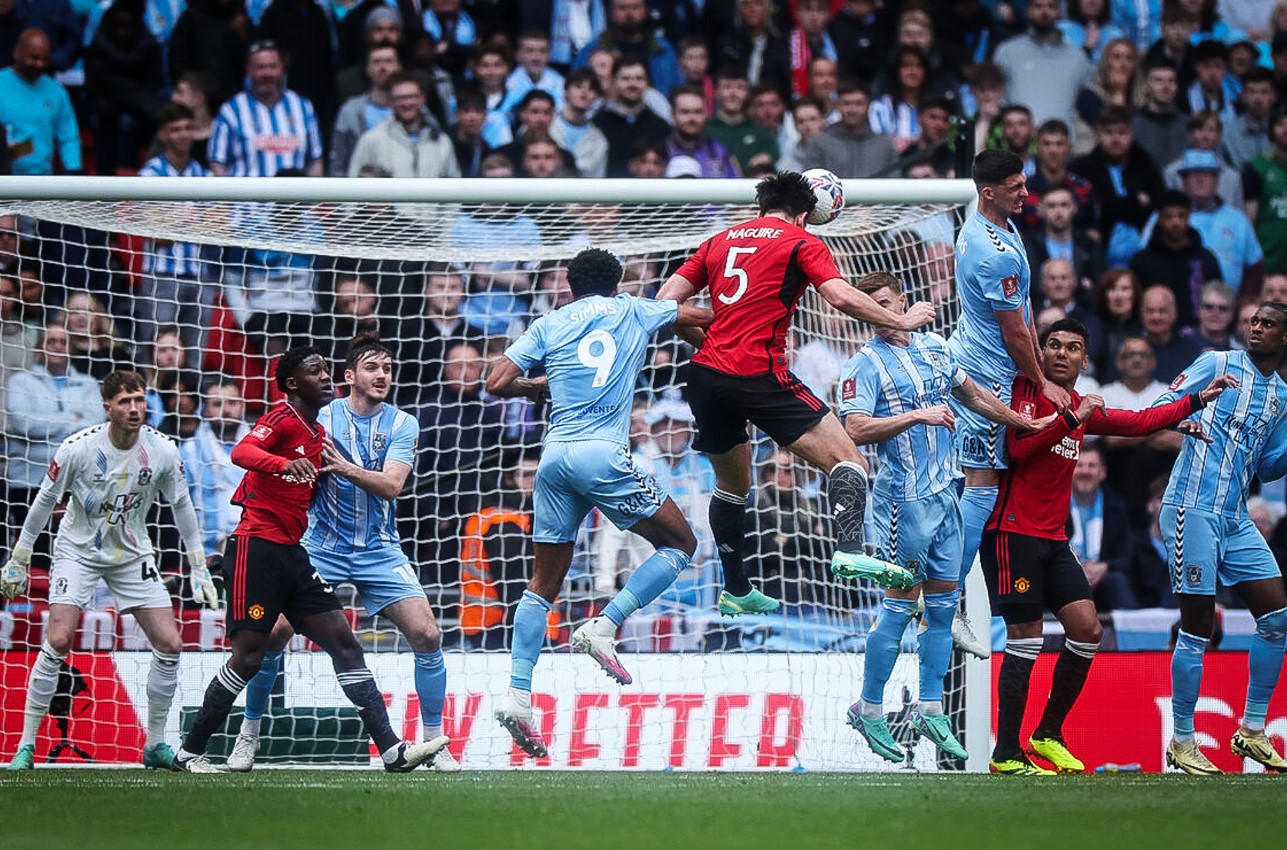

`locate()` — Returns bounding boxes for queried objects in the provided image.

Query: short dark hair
[517,88,555,112]
[101,370,147,400]
[756,171,817,219]
[972,149,1025,186]
[855,271,902,295]
[564,67,601,94]
[386,71,422,93]
[628,138,667,161]
[1095,105,1132,128]
[1036,119,1071,139]
[612,55,649,79]
[1039,316,1090,348]
[1156,188,1192,210]
[276,345,324,393]
[999,103,1032,122]
[567,248,622,299]
[1191,39,1229,65]
[715,63,749,83]
[670,83,706,108]
[921,95,956,117]
[792,94,828,116]
[1244,66,1275,87]
[1262,300,1287,318]
[156,102,195,127]
[344,331,392,372]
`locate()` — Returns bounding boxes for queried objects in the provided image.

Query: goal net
[0,176,985,770]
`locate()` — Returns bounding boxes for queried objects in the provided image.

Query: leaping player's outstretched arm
[816,278,936,330]
[485,354,549,401]
[952,375,1055,432]
[997,308,1070,409]
[657,273,707,349]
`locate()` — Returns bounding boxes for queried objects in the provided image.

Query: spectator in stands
[993,0,1090,126]
[519,133,577,177]
[1127,476,1178,605]
[798,79,895,178]
[1185,38,1237,125]
[156,368,202,440]
[1014,118,1096,231]
[891,8,960,96]
[254,0,337,141]
[1243,105,1287,277]
[1072,37,1140,155]
[494,89,578,176]
[348,72,459,178]
[1173,148,1265,294]
[318,275,381,371]
[414,340,506,581]
[746,447,834,610]
[896,95,957,178]
[550,68,608,178]
[664,85,737,178]
[962,60,1006,158]
[1133,58,1189,173]
[458,449,538,648]
[869,46,948,155]
[170,70,218,167]
[329,44,401,177]
[501,29,565,115]
[936,0,1005,69]
[785,0,836,102]
[805,55,839,117]
[625,138,667,177]
[777,94,827,172]
[1142,5,1197,91]
[573,0,680,96]
[1129,190,1222,327]
[449,87,493,177]
[84,1,165,177]
[713,0,789,96]
[676,36,714,110]
[469,44,518,148]
[420,0,479,79]
[827,0,887,86]
[0,273,31,436]
[592,55,670,177]
[1093,267,1144,378]
[1100,336,1167,409]
[1138,284,1203,382]
[747,85,794,166]
[180,376,249,558]
[703,65,778,174]
[1071,106,1164,268]
[1070,441,1138,611]
[1024,185,1104,293]
[142,326,185,427]
[1183,280,1238,351]
[386,263,485,408]
[990,104,1036,176]
[0,0,81,73]
[135,103,213,357]
[1224,66,1276,170]
[1035,257,1106,370]
[0,29,80,175]
[1161,111,1243,208]
[549,0,607,70]
[3,322,101,518]
[336,8,453,128]
[168,0,250,105]
[1058,0,1128,62]
[59,291,135,381]
[209,41,324,177]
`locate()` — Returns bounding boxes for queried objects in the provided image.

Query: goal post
[0,175,988,771]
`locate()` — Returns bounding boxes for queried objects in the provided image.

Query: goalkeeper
[3,371,219,771]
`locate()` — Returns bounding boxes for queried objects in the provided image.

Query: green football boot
[142,742,178,770]
[717,588,781,617]
[846,702,905,762]
[912,708,968,761]
[7,744,34,771]
[830,551,915,589]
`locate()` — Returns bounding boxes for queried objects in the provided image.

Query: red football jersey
[988,377,1202,540]
[230,403,326,545]
[676,216,843,376]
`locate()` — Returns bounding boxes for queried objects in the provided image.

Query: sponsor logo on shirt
[1019,401,1036,420]
[1170,373,1186,392]
[1001,274,1020,298]
[841,378,856,400]
[46,459,60,482]
[251,424,274,441]
[254,134,301,155]
[137,467,153,486]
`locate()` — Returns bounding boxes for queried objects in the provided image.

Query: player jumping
[222,335,459,772]
[655,171,937,616]
[1159,303,1287,775]
[172,347,447,772]
[983,318,1228,775]
[3,370,219,771]
[837,272,1051,765]
[486,248,713,758]
[948,150,1073,659]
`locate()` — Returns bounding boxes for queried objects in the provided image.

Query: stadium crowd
[5,0,1287,647]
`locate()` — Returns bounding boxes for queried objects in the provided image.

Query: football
[802,168,845,225]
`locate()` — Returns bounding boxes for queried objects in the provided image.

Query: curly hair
[567,248,623,299]
[276,345,324,393]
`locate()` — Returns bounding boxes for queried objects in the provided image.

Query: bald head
[14,29,50,82]
[1141,285,1178,337]
[1040,258,1076,307]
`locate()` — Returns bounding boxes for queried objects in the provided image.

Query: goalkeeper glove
[1,546,32,600]
[188,552,220,609]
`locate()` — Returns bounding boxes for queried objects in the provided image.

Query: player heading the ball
[487,248,713,759]
[656,171,937,616]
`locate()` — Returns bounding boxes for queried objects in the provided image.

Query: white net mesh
[0,185,977,770]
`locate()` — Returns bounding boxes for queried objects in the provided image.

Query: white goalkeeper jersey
[18,423,197,568]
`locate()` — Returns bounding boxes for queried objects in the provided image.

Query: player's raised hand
[899,301,937,331]
[188,553,221,609]
[917,405,955,430]
[1075,393,1105,422]
[0,546,31,600]
[283,457,319,483]
[320,437,357,476]
[1042,380,1073,411]
[1199,373,1238,405]
[1177,420,1214,444]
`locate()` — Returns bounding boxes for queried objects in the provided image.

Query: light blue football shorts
[949,373,1010,470]
[869,487,963,585]
[1160,505,1281,596]
[534,440,668,544]
[304,544,425,617]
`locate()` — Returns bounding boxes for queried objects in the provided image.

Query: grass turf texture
[1,771,1283,849]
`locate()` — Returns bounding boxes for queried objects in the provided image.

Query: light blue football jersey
[837,332,967,501]
[303,398,418,554]
[946,210,1031,384]
[1155,350,1287,518]
[504,294,678,444]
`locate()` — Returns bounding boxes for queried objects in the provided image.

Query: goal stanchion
[0,176,981,770]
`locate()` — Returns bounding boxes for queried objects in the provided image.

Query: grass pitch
[0,770,1283,850]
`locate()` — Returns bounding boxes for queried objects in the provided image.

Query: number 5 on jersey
[719,247,758,305]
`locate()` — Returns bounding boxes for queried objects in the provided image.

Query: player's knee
[153,634,183,656]
[1256,606,1287,642]
[411,623,442,654]
[44,632,73,658]
[1073,619,1104,646]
